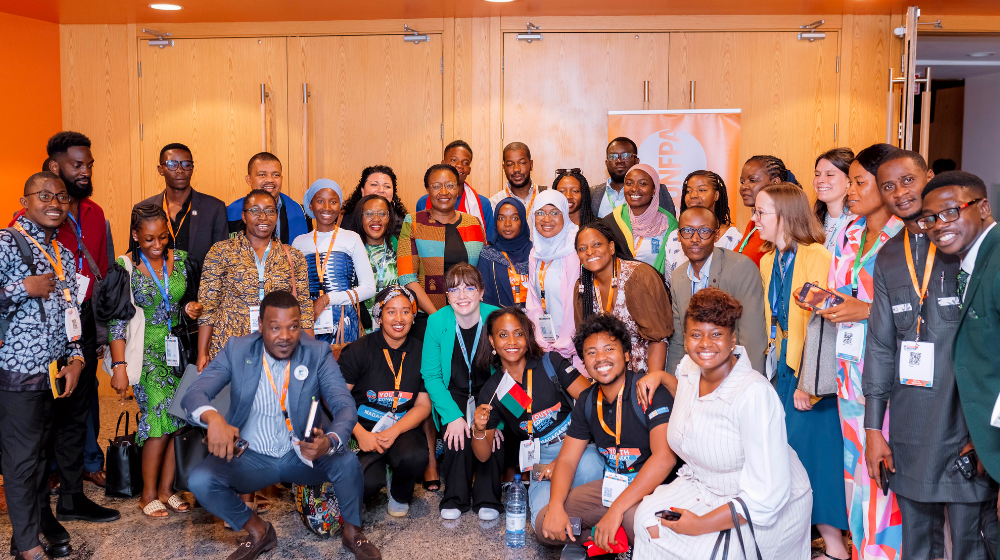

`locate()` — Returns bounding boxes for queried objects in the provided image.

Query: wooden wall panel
[450,17,502,194]
[837,14,891,152]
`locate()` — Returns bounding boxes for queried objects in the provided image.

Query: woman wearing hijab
[602,164,678,275]
[477,197,532,309]
[525,190,581,364]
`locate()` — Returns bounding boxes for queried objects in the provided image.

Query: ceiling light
[149,3,182,10]
[485,0,515,3]
[968,52,997,57]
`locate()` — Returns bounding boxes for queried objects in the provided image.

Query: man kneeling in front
[183,290,381,560]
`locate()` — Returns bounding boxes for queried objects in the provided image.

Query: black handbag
[172,425,209,492]
[170,313,199,378]
[105,411,143,498]
[710,497,764,560]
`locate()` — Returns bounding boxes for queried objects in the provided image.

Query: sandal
[422,479,441,492]
[823,554,849,560]
[139,499,168,518]
[165,494,191,513]
[254,493,271,513]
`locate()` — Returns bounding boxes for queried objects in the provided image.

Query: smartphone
[879,460,890,496]
[955,449,979,480]
[797,282,845,311]
[568,517,582,536]
[233,437,249,458]
[655,510,682,521]
[532,463,546,482]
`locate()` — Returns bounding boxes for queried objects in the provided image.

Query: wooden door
[502,33,670,194]
[138,37,288,204]
[668,32,839,229]
[287,35,443,211]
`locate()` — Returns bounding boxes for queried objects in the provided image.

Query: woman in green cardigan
[421,263,502,521]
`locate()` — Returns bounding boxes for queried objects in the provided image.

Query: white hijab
[529,190,579,262]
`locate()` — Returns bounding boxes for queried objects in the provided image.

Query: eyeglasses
[751,208,776,220]
[447,285,479,295]
[534,209,563,218]
[916,199,983,230]
[162,160,194,171]
[363,209,390,219]
[245,207,277,218]
[607,153,635,162]
[25,191,71,204]
[556,168,581,175]
[678,226,717,240]
[428,182,459,193]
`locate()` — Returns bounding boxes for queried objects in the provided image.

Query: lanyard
[252,240,273,301]
[634,236,644,254]
[904,233,936,340]
[65,213,85,271]
[262,356,293,433]
[163,196,190,242]
[737,224,759,253]
[383,349,407,412]
[15,223,72,303]
[769,250,795,336]
[524,368,534,438]
[538,261,551,313]
[456,320,483,394]
[313,228,340,296]
[594,258,618,314]
[850,229,887,298]
[139,251,172,331]
[597,381,625,472]
[506,184,535,211]
[501,251,527,303]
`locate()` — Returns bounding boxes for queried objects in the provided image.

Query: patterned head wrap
[371,285,416,330]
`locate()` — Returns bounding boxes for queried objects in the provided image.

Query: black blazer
[137,189,228,269]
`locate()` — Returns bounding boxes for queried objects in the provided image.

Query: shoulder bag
[797,312,839,397]
[102,257,145,386]
[710,497,764,560]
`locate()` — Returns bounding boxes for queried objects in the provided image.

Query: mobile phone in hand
[655,509,682,521]
[797,282,845,310]
[233,437,249,458]
[879,460,890,496]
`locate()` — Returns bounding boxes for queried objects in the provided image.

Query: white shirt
[597,179,627,218]
[292,228,377,306]
[823,211,854,252]
[489,181,540,213]
[961,221,997,301]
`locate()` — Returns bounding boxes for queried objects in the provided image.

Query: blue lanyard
[252,240,273,301]
[65,213,84,271]
[455,320,483,394]
[769,250,795,335]
[140,251,172,331]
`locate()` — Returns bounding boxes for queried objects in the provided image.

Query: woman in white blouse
[632,287,812,559]
[662,171,742,280]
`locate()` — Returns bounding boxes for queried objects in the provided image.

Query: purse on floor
[105,411,143,498]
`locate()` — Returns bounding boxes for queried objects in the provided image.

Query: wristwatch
[326,433,341,456]
[69,356,86,367]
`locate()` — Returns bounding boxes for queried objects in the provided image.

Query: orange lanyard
[14,223,71,302]
[538,261,551,313]
[163,196,190,241]
[262,357,293,433]
[383,349,407,412]
[597,382,625,470]
[506,184,535,211]
[525,368,534,437]
[502,251,527,303]
[904,234,936,340]
[594,259,618,314]
[634,236,644,253]
[313,227,340,296]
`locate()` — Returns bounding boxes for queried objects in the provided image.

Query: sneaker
[478,507,499,521]
[387,496,409,517]
[440,508,462,520]
[560,544,587,560]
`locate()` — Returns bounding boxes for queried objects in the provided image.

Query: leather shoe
[82,471,106,488]
[10,539,66,559]
[341,524,381,560]
[56,493,120,523]
[226,521,276,560]
[39,506,70,546]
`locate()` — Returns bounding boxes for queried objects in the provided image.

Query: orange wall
[0,12,61,222]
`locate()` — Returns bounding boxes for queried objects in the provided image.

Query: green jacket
[421,303,500,429]
[954,225,1000,480]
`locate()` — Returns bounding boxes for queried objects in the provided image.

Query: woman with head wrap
[477,197,533,309]
[601,163,678,275]
[292,178,376,344]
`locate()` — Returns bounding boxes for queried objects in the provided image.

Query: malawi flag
[495,372,532,417]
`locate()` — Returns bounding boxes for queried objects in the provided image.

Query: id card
[519,438,540,472]
[75,273,90,306]
[250,306,260,332]
[765,342,777,380]
[836,322,865,363]
[314,305,335,335]
[372,411,397,433]
[538,314,557,343]
[899,340,934,387]
[65,307,82,342]
[165,335,180,367]
[601,471,631,507]
[466,395,476,426]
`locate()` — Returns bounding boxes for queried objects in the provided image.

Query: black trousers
[438,393,503,513]
[48,302,98,496]
[896,493,993,560]
[357,428,429,503]
[0,390,54,552]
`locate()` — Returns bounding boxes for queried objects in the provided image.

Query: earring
[492,349,496,355]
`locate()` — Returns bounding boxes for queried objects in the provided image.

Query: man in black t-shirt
[536,314,676,555]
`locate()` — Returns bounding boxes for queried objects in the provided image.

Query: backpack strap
[65,224,103,282]
[584,386,594,425]
[630,377,648,429]
[541,352,573,405]
[7,227,45,322]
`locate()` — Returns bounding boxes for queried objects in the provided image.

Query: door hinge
[441,57,444,74]
[834,123,838,141]
[501,56,504,74]
[501,123,504,140]
[898,122,904,140]
[138,61,142,77]
[441,123,444,140]
[140,123,143,140]
[836,56,840,73]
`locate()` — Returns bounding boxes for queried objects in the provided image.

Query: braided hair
[553,170,596,226]
[342,165,408,221]
[575,222,635,322]
[746,155,789,183]
[679,170,732,227]
[128,203,168,265]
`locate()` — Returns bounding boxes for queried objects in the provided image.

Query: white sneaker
[478,507,499,521]
[387,496,409,517]
[440,508,462,520]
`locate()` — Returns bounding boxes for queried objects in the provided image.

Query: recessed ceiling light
[149,3,182,10]
[968,51,997,57]
[484,0,515,3]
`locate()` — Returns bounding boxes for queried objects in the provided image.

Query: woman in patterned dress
[812,147,904,560]
[107,204,202,517]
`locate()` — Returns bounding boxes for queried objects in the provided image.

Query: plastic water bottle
[505,473,527,548]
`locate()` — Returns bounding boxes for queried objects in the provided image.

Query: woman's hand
[473,403,492,432]
[492,427,504,452]
[355,428,385,454]
[185,301,204,320]
[313,294,331,316]
[196,353,209,373]
[791,285,814,312]
[444,418,470,451]
[110,365,130,396]
[658,508,709,536]
[636,371,663,410]
[535,462,554,481]
[793,389,814,411]
[374,426,399,451]
[815,293,870,324]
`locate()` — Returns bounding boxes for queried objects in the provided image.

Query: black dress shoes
[226,521,276,560]
[39,506,70,546]
[55,493,120,523]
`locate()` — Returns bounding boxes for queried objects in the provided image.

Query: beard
[509,175,531,189]
[609,168,627,183]
[64,178,93,200]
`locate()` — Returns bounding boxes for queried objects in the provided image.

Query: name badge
[65,307,82,342]
[519,438,541,472]
[372,411,397,434]
[601,471,632,507]
[250,305,260,332]
[836,322,865,363]
[899,340,934,387]
[314,305,335,335]
[989,392,1000,428]
[938,297,960,307]
[75,273,90,306]
[538,314,557,343]
[165,336,180,366]
[892,303,912,314]
[466,395,476,426]
[765,342,778,380]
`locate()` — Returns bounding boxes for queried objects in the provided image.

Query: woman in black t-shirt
[471,307,606,528]
[340,285,431,518]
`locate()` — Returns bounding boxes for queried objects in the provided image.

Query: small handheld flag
[495,372,532,417]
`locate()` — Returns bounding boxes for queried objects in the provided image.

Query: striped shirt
[240,352,294,458]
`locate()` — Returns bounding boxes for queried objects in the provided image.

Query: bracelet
[111,361,127,368]
[472,428,487,440]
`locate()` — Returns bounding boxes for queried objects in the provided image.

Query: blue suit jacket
[182,333,356,446]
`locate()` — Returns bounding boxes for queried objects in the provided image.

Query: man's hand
[297,428,332,461]
[110,365,130,396]
[356,428,385,454]
[57,360,83,398]
[960,441,986,477]
[865,429,894,487]
[541,506,575,543]
[444,418,470,451]
[374,426,400,450]
[592,508,625,552]
[23,273,56,298]
[205,411,241,461]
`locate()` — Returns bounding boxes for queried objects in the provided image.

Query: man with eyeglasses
[864,152,993,559]
[228,152,311,244]
[590,137,676,219]
[135,142,228,279]
[488,142,547,214]
[665,207,765,373]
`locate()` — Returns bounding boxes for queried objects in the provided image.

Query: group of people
[2,128,1000,560]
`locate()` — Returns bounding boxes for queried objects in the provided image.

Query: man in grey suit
[667,207,765,373]
[183,291,381,560]
[590,137,677,219]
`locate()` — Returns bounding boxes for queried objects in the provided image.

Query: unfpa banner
[608,110,741,212]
